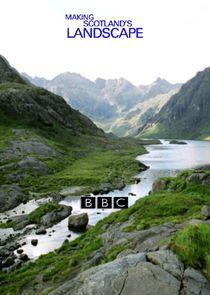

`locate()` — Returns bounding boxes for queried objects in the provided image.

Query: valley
[0,55,210,294]
[23,73,181,137]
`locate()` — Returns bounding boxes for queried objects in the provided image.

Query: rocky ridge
[51,250,210,295]
[23,72,181,136]
[139,66,210,139]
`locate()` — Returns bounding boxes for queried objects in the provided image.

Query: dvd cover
[0,0,210,294]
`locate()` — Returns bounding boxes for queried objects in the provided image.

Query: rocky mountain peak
[153,77,169,85]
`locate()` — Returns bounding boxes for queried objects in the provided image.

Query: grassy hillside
[0,108,146,197]
[0,56,147,200]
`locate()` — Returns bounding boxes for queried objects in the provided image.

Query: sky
[0,0,210,85]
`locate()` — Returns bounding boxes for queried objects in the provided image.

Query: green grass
[0,219,104,294]
[17,146,145,193]
[0,120,146,293]
[1,171,210,293]
[0,221,16,229]
[171,224,210,278]
[106,171,210,232]
[0,116,146,194]
[102,244,126,263]
[115,190,209,232]
[28,203,62,224]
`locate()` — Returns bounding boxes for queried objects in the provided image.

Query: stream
[2,139,210,259]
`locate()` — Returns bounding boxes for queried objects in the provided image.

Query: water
[5,140,210,258]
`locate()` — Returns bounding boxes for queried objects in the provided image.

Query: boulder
[152,179,167,193]
[181,267,210,295]
[201,205,210,220]
[40,205,72,227]
[31,239,38,246]
[187,173,206,184]
[14,219,29,231]
[93,183,114,195]
[36,227,47,235]
[59,187,84,197]
[19,253,29,262]
[2,257,15,268]
[0,184,26,212]
[169,140,187,145]
[0,248,10,258]
[115,182,125,191]
[7,241,21,251]
[68,213,89,231]
[5,140,56,160]
[18,156,49,175]
[7,259,23,271]
[17,249,24,254]
[11,214,29,230]
[50,253,180,295]
[135,178,141,184]
[202,175,210,186]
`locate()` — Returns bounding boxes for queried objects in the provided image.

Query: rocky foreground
[52,251,210,295]
[0,170,210,294]
[50,203,210,295]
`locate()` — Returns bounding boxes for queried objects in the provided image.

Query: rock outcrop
[169,140,187,145]
[41,205,72,227]
[0,184,26,212]
[152,179,167,193]
[187,173,210,186]
[201,205,210,220]
[51,250,210,295]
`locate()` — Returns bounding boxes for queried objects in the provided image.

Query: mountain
[141,77,181,100]
[106,89,179,137]
[139,67,210,140]
[22,72,117,122]
[1,55,210,294]
[0,54,147,212]
[23,72,181,136]
[0,57,103,137]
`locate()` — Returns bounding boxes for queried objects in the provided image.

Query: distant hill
[139,67,210,140]
[23,72,181,136]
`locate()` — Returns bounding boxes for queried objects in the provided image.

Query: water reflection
[16,140,210,258]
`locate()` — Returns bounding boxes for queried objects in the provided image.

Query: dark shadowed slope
[139,67,210,140]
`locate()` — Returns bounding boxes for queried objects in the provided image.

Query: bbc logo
[81,196,128,209]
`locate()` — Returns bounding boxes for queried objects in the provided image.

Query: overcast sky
[0,0,210,85]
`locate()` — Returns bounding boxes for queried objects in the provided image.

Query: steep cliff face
[139,67,210,139]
